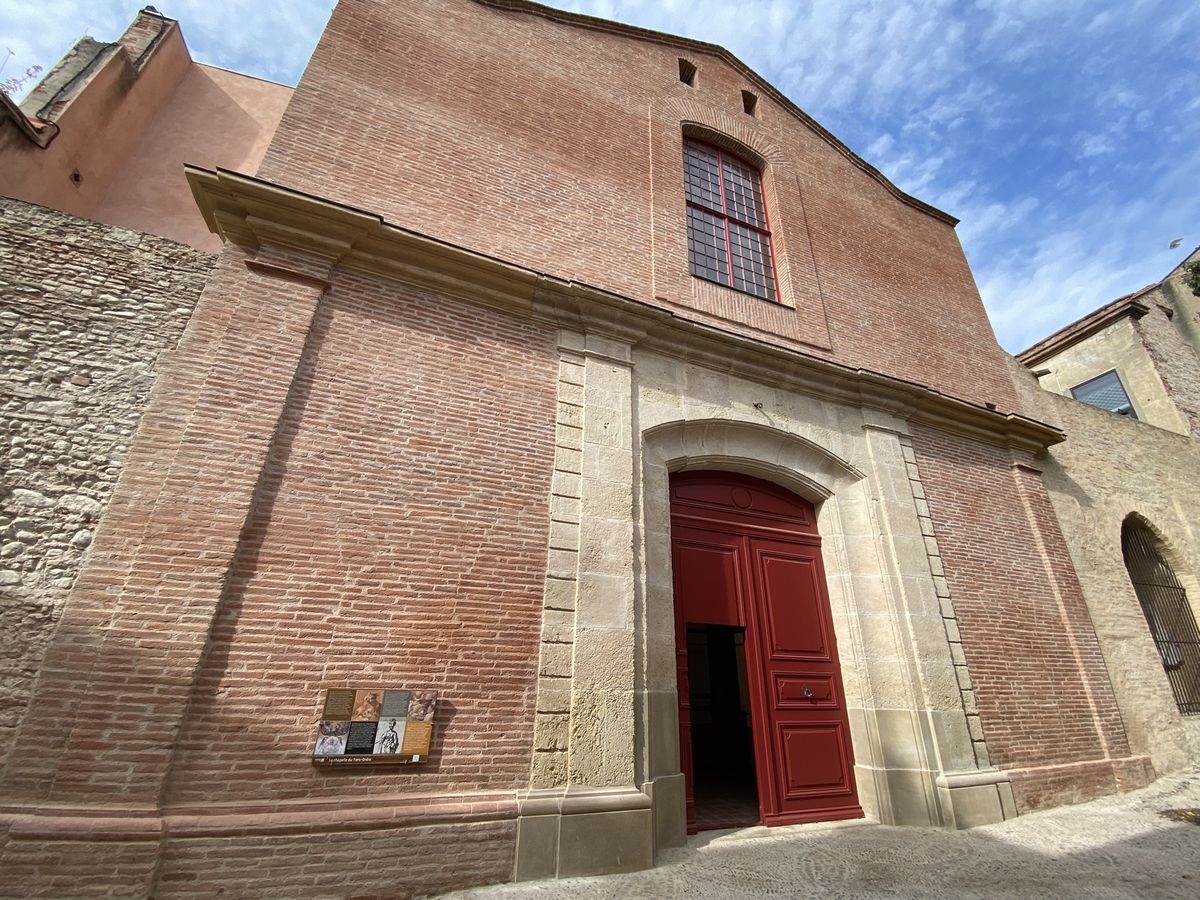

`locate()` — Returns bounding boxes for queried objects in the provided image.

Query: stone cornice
[186,166,1063,454]
[1017,291,1153,368]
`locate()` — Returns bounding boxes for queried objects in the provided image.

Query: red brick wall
[163,267,558,804]
[0,244,558,895]
[155,818,517,898]
[257,0,1018,412]
[909,424,1144,810]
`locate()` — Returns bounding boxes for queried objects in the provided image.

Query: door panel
[747,535,862,825]
[758,551,830,658]
[780,725,854,793]
[670,525,748,832]
[774,674,837,707]
[672,532,744,627]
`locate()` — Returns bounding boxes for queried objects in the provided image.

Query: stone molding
[186,166,1064,455]
[0,789,517,841]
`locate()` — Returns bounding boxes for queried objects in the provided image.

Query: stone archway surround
[636,414,1015,849]
[512,335,1018,880]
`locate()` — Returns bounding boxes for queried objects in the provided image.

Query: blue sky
[2,0,1197,353]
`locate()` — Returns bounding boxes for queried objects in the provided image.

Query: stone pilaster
[516,329,651,880]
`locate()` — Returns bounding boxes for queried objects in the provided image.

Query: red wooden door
[670,472,861,830]
[671,524,747,830]
[745,534,861,824]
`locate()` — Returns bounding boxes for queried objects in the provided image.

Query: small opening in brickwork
[742,90,758,116]
[70,169,82,185]
[679,58,696,86]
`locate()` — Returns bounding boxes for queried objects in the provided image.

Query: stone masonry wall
[0,196,213,765]
[1136,301,1200,438]
[1009,356,1200,773]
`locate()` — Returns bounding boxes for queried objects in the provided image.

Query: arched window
[683,138,778,302]
[1122,518,1200,714]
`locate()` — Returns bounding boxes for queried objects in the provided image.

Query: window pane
[687,205,729,284]
[683,142,723,211]
[1070,370,1136,417]
[728,221,776,300]
[722,154,766,228]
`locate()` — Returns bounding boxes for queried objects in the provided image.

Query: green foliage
[1184,261,1200,298]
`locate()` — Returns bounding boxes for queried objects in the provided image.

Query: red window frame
[683,138,779,302]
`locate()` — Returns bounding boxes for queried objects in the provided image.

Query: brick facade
[0,230,558,893]
[909,423,1151,810]
[258,0,1017,412]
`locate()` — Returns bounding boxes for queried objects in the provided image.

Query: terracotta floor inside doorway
[694,781,760,831]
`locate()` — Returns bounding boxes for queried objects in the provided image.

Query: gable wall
[257,0,1017,412]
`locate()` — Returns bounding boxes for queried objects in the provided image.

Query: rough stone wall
[1029,315,1187,435]
[1010,356,1200,773]
[0,196,213,765]
[1135,302,1200,438]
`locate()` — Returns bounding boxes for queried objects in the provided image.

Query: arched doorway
[1122,518,1200,715]
[670,471,862,832]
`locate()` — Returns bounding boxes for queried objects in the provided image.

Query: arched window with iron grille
[1122,517,1200,715]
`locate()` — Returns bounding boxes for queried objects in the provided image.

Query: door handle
[802,686,813,699]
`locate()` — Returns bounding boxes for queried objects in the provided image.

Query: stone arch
[1121,512,1199,597]
[645,417,864,501]
[1120,513,1200,716]
[636,417,897,835]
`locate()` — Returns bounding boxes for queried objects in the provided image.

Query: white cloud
[976,139,1200,352]
[0,0,334,89]
[1078,132,1116,158]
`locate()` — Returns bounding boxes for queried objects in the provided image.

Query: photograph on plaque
[353,688,384,722]
[313,686,438,764]
[322,688,356,722]
[314,720,351,756]
[408,690,438,722]
[373,717,407,755]
[345,720,379,754]
[400,721,433,756]
[380,689,411,719]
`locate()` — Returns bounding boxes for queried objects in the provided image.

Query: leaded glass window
[683,139,777,301]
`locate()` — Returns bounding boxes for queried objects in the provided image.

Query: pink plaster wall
[94,65,292,251]
[0,27,192,221]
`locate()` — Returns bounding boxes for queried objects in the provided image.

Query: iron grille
[1123,522,1200,715]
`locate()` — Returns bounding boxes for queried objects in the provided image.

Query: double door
[671,473,861,830]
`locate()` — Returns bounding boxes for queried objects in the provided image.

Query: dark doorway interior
[686,623,760,830]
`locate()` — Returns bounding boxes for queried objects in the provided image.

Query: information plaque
[313,687,438,765]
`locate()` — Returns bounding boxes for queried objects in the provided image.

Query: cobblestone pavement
[449,770,1200,899]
